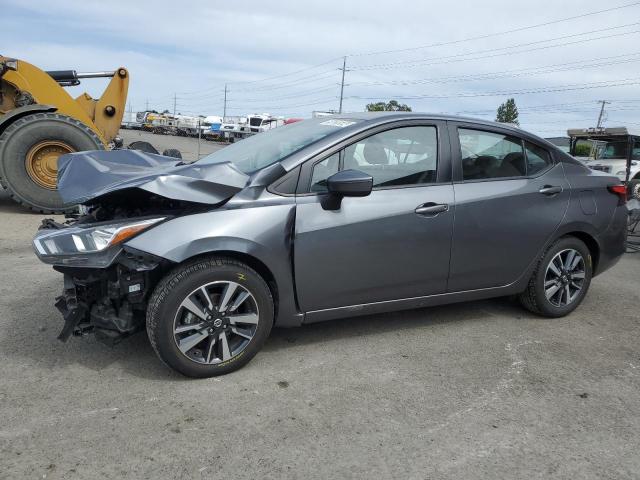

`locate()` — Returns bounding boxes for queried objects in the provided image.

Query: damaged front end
[34,189,219,344]
[53,248,162,345]
[35,212,171,345]
[33,148,251,345]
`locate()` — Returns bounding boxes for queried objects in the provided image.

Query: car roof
[330,111,524,134]
[276,112,567,173]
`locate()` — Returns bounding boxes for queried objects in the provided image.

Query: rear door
[293,121,455,312]
[447,122,570,292]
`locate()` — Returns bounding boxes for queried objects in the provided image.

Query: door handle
[415,203,449,216]
[539,185,563,196]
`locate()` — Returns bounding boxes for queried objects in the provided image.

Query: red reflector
[607,184,627,204]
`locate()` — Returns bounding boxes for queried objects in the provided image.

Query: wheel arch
[558,230,600,274]
[181,250,280,321]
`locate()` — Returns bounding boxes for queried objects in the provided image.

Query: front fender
[125,204,302,326]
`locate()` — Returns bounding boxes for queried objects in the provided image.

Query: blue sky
[2,0,640,136]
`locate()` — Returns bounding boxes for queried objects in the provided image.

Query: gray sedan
[33,113,628,377]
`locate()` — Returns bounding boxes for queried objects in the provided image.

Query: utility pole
[223,84,228,121]
[338,56,347,114]
[197,117,202,160]
[145,99,149,111]
[173,93,177,116]
[596,100,610,128]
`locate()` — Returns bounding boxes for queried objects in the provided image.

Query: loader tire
[0,113,103,213]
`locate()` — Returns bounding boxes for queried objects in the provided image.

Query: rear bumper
[594,206,628,276]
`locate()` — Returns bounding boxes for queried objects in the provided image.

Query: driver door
[293,122,455,314]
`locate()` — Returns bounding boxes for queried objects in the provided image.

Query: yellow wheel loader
[0,56,129,212]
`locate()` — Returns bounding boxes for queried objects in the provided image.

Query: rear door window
[458,128,525,180]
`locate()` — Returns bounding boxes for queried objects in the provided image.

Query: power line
[352,22,640,70]
[457,99,640,115]
[350,78,640,101]
[226,57,343,86]
[221,84,339,103]
[230,70,338,93]
[348,1,640,57]
[143,2,640,106]
[173,83,339,111]
[224,96,339,112]
[348,53,640,87]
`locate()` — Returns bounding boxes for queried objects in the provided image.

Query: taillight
[607,184,627,205]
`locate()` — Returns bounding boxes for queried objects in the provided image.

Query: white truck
[221,113,284,141]
[568,127,640,182]
[120,111,142,129]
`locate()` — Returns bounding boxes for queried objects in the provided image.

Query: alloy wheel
[25,140,75,190]
[544,249,586,307]
[173,281,260,364]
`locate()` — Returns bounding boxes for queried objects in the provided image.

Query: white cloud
[2,0,639,136]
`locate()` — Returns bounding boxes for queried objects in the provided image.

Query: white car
[582,158,640,182]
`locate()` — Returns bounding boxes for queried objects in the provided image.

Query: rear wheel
[519,237,593,317]
[146,257,274,377]
[629,179,640,201]
[0,112,103,213]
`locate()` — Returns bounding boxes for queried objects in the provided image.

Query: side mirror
[327,169,373,197]
[322,169,373,210]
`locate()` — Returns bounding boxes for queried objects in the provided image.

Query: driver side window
[343,126,438,188]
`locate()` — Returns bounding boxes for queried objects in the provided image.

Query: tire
[127,140,159,155]
[519,236,593,317]
[0,113,103,213]
[146,257,274,377]
[629,179,640,201]
[162,148,182,159]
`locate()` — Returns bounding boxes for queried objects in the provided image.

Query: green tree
[496,98,519,125]
[366,99,412,112]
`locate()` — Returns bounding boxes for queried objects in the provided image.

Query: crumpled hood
[57,149,250,205]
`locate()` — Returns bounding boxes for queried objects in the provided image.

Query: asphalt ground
[1,136,639,478]
[118,129,226,161]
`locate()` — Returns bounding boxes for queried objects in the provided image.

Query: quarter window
[459,128,525,180]
[525,142,552,175]
[343,126,438,187]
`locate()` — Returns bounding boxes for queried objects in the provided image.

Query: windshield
[197,118,361,173]
[599,139,640,160]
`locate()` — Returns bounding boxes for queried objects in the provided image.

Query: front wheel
[519,237,593,317]
[146,257,274,377]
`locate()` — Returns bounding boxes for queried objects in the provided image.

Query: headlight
[33,217,164,267]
